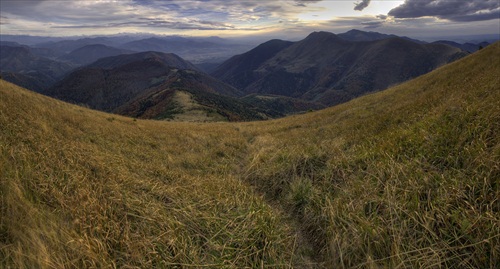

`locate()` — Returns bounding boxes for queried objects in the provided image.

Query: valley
[1,41,498,268]
[1,29,487,122]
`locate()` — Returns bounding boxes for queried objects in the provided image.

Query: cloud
[294,0,323,7]
[354,0,371,11]
[1,0,499,38]
[51,18,246,31]
[388,0,500,22]
[0,0,283,34]
[322,15,386,29]
[361,20,384,29]
[450,12,500,22]
[2,0,139,24]
[0,16,9,25]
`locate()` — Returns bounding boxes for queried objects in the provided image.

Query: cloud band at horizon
[0,0,498,40]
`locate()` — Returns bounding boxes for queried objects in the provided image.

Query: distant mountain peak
[306,31,341,40]
[344,29,366,34]
[254,39,293,50]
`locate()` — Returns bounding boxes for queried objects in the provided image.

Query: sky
[1,0,499,41]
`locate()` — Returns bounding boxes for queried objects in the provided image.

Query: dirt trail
[233,132,326,268]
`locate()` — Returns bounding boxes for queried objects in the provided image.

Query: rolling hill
[1,42,498,268]
[45,51,280,121]
[213,31,468,106]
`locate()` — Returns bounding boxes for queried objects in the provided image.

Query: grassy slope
[1,43,499,268]
[0,84,305,267]
[242,44,500,268]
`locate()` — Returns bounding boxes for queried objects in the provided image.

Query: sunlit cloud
[0,0,498,39]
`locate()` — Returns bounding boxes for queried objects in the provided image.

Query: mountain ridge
[44,51,281,121]
[213,31,468,106]
[338,29,425,43]
[0,45,75,92]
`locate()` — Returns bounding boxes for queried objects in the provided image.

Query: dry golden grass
[169,91,227,122]
[0,82,308,268]
[1,43,499,268]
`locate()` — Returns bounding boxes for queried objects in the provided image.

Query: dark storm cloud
[354,0,371,11]
[389,0,500,22]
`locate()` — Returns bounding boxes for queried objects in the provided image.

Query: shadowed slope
[214,31,467,106]
[211,39,294,89]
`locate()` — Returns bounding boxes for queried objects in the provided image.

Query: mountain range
[213,31,468,106]
[1,29,494,121]
[0,45,75,92]
[45,51,280,121]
